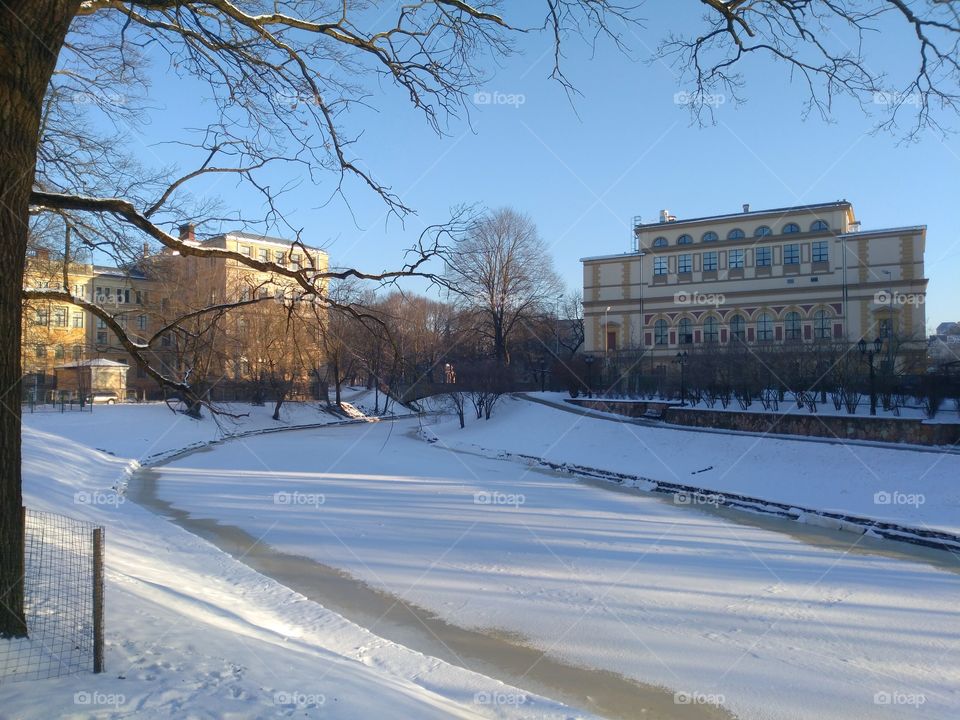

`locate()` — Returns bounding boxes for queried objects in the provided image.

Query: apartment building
[582,201,928,366]
[22,226,328,401]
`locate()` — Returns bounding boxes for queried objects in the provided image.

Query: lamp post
[538,358,547,392]
[584,355,595,398]
[674,351,688,406]
[604,306,611,352]
[555,295,563,356]
[858,337,882,416]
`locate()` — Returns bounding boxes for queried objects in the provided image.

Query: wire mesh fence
[0,509,104,683]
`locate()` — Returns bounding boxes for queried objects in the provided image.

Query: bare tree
[444,208,564,365]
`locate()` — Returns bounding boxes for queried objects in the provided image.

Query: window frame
[756,312,774,341]
[728,249,745,269]
[755,247,772,267]
[727,228,745,240]
[654,319,668,345]
[783,243,801,265]
[782,222,800,234]
[754,225,772,237]
[812,240,829,263]
[677,234,693,245]
[702,250,718,271]
[653,257,668,275]
[678,253,692,273]
[784,311,802,340]
[701,231,718,243]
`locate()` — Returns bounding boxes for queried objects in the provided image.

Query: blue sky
[121,3,959,331]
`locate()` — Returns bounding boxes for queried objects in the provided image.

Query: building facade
[582,201,928,367]
[22,226,328,401]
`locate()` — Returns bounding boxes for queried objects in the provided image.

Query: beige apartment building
[582,201,927,367]
[23,226,328,401]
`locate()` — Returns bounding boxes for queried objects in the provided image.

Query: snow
[143,401,960,720]
[490,395,960,536]
[4,402,585,719]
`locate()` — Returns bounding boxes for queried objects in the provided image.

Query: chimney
[35,248,50,261]
[659,209,670,224]
[178,223,196,243]
[742,203,750,213]
[142,241,150,258]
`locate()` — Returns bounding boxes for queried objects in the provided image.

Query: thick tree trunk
[0,0,79,638]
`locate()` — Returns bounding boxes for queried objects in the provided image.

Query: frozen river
[135,417,960,720]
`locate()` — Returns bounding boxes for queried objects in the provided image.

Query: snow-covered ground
[145,404,960,720]
[3,403,583,719]
[493,395,960,535]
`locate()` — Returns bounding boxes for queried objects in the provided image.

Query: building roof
[211,231,328,255]
[635,201,852,230]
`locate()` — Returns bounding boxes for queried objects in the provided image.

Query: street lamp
[604,306,612,352]
[555,295,563,356]
[583,355,595,398]
[538,357,547,393]
[858,336,883,416]
[674,351,689,406]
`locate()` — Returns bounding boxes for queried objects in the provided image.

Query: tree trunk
[0,0,80,638]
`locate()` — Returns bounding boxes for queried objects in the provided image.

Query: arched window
[72,345,83,361]
[704,316,719,343]
[654,319,668,345]
[678,318,693,344]
[727,228,745,240]
[782,222,800,234]
[757,312,774,341]
[652,236,668,248]
[810,220,829,232]
[730,314,746,341]
[784,312,802,340]
[54,344,65,360]
[813,309,831,339]
[677,234,693,245]
[754,225,772,237]
[701,231,718,243]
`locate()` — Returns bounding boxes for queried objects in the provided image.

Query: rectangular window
[291,253,302,268]
[73,284,85,299]
[756,247,772,267]
[96,331,108,345]
[258,248,268,262]
[161,333,172,347]
[678,254,692,273]
[240,245,252,257]
[702,251,718,271]
[34,308,49,325]
[137,314,147,330]
[812,240,829,262]
[53,308,68,327]
[72,312,84,328]
[96,318,106,329]
[136,290,143,305]
[728,249,744,269]
[654,257,668,275]
[275,250,285,266]
[784,243,800,265]
[239,288,250,302]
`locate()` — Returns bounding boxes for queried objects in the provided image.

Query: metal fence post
[92,527,104,673]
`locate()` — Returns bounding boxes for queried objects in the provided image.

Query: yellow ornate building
[582,201,927,366]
